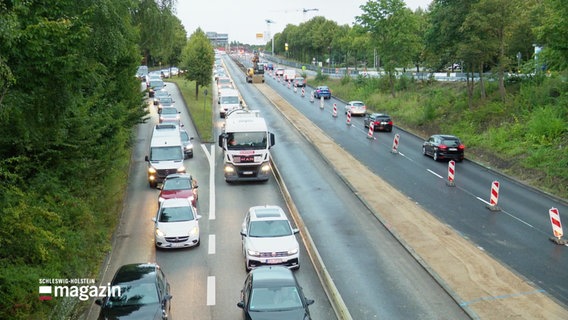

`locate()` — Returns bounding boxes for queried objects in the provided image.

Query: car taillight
[458,144,465,150]
[388,121,393,125]
[438,144,448,150]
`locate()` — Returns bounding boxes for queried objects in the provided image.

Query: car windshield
[150,146,182,161]
[249,286,303,311]
[220,96,239,104]
[159,206,194,222]
[180,131,189,143]
[352,102,364,107]
[249,220,292,237]
[226,132,267,150]
[107,282,159,307]
[162,178,191,191]
[160,97,173,104]
[149,80,163,88]
[161,108,177,115]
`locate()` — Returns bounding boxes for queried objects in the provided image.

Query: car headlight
[247,249,261,257]
[155,229,165,237]
[189,226,199,237]
[177,165,186,173]
[260,164,271,172]
[224,165,235,173]
[288,248,299,255]
[185,144,193,151]
[148,167,157,174]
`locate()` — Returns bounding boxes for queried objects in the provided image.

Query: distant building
[206,32,228,48]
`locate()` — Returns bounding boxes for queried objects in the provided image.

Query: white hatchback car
[241,205,300,271]
[153,198,201,249]
[344,100,367,116]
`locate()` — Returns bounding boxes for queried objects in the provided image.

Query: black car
[237,266,314,320]
[422,134,465,162]
[95,263,172,320]
[363,113,393,132]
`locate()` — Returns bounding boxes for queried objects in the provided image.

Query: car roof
[370,113,390,117]
[349,101,364,104]
[250,266,297,288]
[249,205,287,221]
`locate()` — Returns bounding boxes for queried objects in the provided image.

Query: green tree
[181,28,214,99]
[535,0,568,71]
[356,0,422,97]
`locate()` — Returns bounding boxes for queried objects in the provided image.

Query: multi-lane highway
[86,52,567,320]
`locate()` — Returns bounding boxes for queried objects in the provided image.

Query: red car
[158,174,198,207]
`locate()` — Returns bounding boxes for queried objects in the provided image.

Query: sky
[175,0,432,45]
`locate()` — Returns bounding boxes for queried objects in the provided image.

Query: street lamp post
[266,19,275,56]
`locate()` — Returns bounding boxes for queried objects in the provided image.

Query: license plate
[266,259,282,264]
[380,121,387,125]
[171,242,185,248]
[449,148,457,151]
[243,171,253,175]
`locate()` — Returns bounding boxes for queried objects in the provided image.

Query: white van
[218,88,242,118]
[145,126,185,188]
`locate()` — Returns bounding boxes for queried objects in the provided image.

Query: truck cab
[218,110,275,182]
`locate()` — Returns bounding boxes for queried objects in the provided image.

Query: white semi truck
[218,110,275,182]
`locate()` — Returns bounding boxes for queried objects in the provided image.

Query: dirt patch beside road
[257,83,568,319]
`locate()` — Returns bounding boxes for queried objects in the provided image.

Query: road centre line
[208,234,215,255]
[206,276,215,306]
[201,144,216,220]
[427,169,444,179]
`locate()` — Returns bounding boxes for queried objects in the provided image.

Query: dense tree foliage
[0,0,186,318]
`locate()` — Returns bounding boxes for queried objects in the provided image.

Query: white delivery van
[218,110,275,182]
[145,125,186,188]
[218,88,242,118]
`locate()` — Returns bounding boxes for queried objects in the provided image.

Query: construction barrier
[486,181,501,211]
[320,96,324,109]
[391,134,400,154]
[367,122,374,139]
[310,92,314,103]
[332,103,338,117]
[294,86,297,93]
[301,88,305,97]
[346,110,352,125]
[446,160,456,186]
[549,207,567,245]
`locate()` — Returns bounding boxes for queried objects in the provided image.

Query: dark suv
[422,134,465,162]
[364,113,393,132]
[96,263,172,320]
[237,266,314,320]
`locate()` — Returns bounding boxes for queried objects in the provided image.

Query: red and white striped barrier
[301,88,305,97]
[287,82,291,89]
[550,207,563,238]
[487,181,501,211]
[332,103,337,117]
[446,160,456,186]
[391,134,400,154]
[367,122,375,139]
[293,86,297,93]
[320,96,324,109]
[346,110,352,125]
[310,92,314,103]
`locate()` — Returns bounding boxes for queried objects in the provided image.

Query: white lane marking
[201,144,216,220]
[207,276,215,306]
[476,197,536,229]
[208,234,216,254]
[427,169,444,179]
